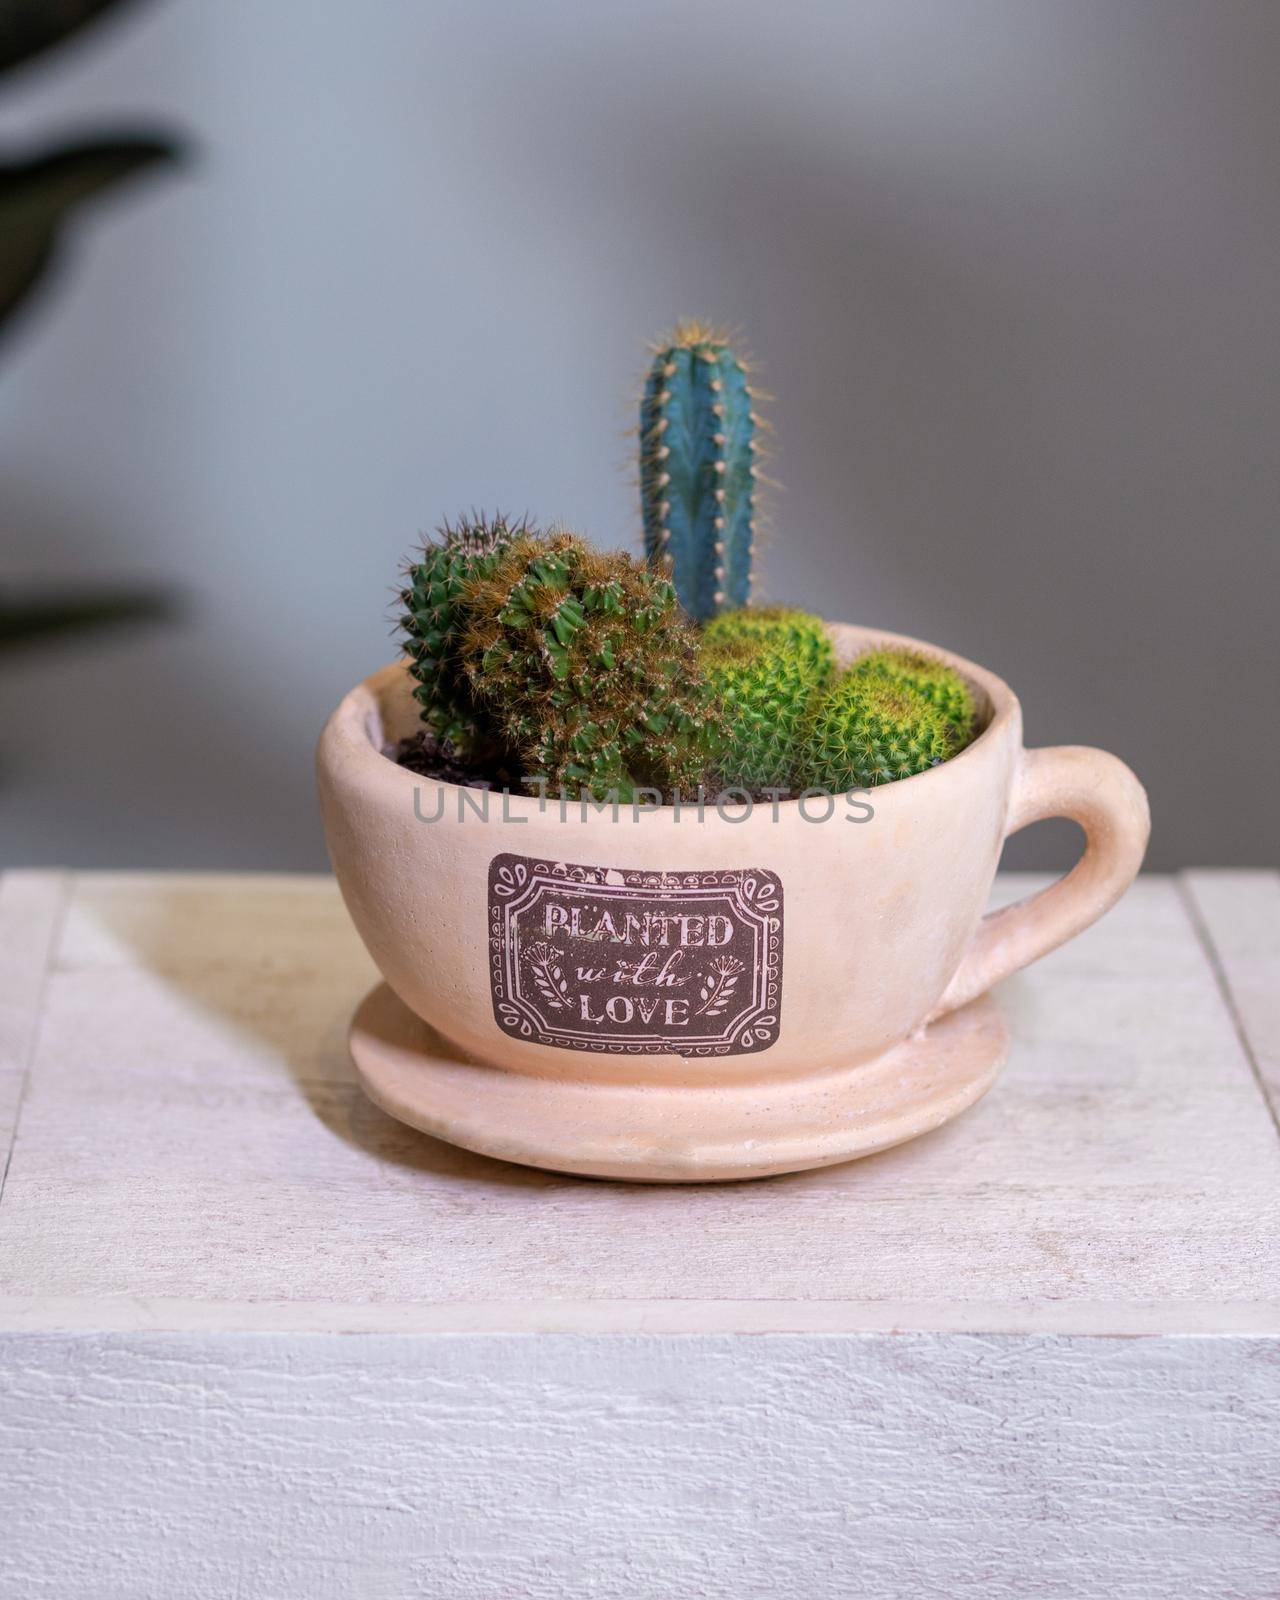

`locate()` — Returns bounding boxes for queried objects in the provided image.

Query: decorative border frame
[488,854,783,1056]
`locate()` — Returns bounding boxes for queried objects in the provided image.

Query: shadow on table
[87,870,980,1195]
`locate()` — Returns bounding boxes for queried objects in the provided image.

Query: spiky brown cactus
[459,528,722,801]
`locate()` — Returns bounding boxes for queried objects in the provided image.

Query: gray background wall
[1,0,1276,872]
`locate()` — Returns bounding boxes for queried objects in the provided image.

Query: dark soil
[389,731,501,790]
[389,734,784,803]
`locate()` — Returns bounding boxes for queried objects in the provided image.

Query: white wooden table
[1,869,1277,1599]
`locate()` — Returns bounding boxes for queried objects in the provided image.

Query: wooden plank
[45,871,378,1090]
[0,1293,1274,1337]
[1,1330,1276,1600]
[0,872,70,1183]
[1,871,1277,1598]
[0,873,1275,1331]
[1183,869,1280,1127]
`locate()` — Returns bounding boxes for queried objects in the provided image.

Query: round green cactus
[800,674,953,792]
[700,631,825,793]
[459,529,721,801]
[849,646,976,746]
[702,606,835,682]
[398,512,532,760]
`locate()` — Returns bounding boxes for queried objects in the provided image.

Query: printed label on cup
[488,853,783,1056]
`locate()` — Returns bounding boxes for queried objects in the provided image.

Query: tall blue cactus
[640,322,759,622]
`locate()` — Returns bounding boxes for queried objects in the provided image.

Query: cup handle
[930,745,1150,1020]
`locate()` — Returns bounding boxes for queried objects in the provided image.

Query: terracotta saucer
[348,983,1009,1183]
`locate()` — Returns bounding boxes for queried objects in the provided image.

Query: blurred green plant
[0,0,183,656]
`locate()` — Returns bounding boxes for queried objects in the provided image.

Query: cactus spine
[640,321,759,622]
[702,606,835,682]
[700,631,826,794]
[459,529,721,802]
[800,675,952,792]
[397,512,531,760]
[850,647,976,746]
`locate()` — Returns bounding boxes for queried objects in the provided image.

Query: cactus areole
[641,322,759,623]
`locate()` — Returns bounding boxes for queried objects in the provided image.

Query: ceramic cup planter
[317,622,1149,1181]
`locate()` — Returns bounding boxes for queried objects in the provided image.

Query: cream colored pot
[318,624,1149,1104]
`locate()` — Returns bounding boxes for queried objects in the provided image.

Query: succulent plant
[700,630,825,794]
[459,528,721,801]
[640,321,761,622]
[849,646,976,746]
[800,674,953,792]
[398,512,532,761]
[702,605,835,682]
[0,0,183,662]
